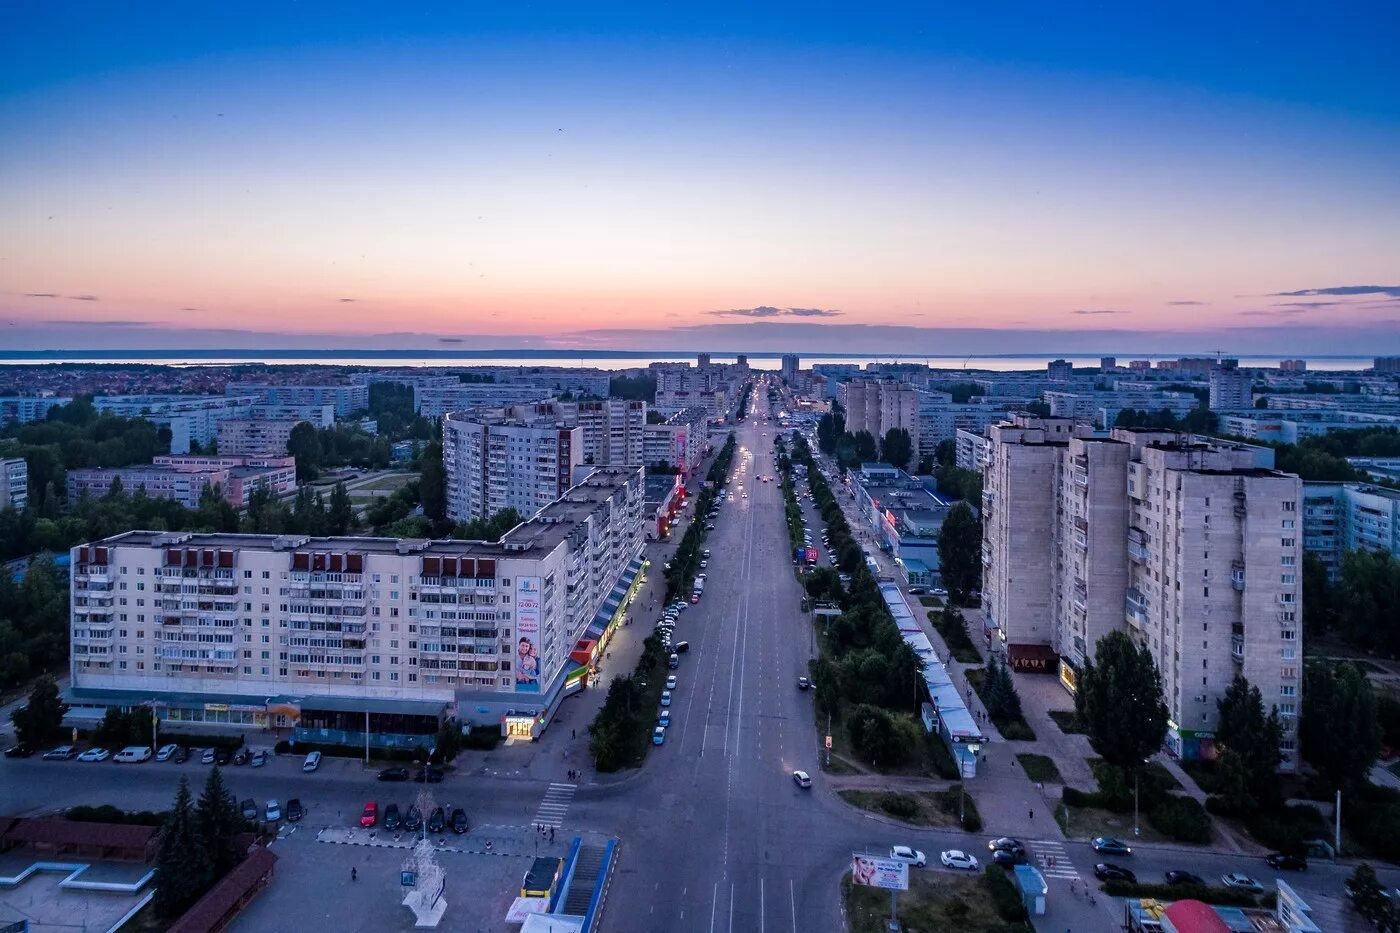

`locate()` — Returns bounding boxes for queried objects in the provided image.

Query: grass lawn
[824,712,953,778]
[1085,758,1182,793]
[1046,709,1087,734]
[355,472,416,492]
[928,611,983,664]
[838,787,981,830]
[918,595,945,609]
[1055,801,1172,844]
[964,667,1036,741]
[843,871,1012,933]
[1180,758,1224,794]
[1016,753,1063,784]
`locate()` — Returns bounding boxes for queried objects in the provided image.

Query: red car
[359,801,378,827]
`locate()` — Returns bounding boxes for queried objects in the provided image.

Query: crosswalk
[532,782,577,829]
[1031,839,1080,881]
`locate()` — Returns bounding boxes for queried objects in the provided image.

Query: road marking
[1029,839,1080,880]
[759,876,765,933]
[531,783,576,829]
[790,878,797,933]
[729,882,735,933]
[710,882,719,933]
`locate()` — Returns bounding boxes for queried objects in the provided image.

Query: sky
[2,1,1399,354]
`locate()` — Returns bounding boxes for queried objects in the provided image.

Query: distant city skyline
[3,3,1397,350]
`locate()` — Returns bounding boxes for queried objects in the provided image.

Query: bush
[272,739,428,762]
[1245,803,1326,852]
[460,725,503,750]
[1345,798,1400,862]
[67,805,166,826]
[1148,795,1212,843]
[940,785,982,832]
[878,792,918,819]
[1100,881,1268,909]
[926,732,960,779]
[162,732,246,751]
[983,865,1028,922]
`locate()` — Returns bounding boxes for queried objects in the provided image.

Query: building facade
[66,456,296,510]
[416,384,553,419]
[981,415,1302,768]
[1209,363,1253,410]
[840,380,920,468]
[94,395,259,454]
[217,418,302,457]
[0,396,72,427]
[224,383,368,418]
[442,407,582,523]
[66,466,646,744]
[1302,482,1400,579]
[0,457,28,511]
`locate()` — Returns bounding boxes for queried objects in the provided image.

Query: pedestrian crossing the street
[532,782,576,829]
[1031,839,1080,881]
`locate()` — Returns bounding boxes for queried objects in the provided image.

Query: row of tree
[1303,548,1400,655]
[1112,406,1219,433]
[287,421,394,481]
[154,770,252,918]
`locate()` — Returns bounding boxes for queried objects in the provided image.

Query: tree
[1075,631,1169,772]
[936,502,982,603]
[1336,549,1400,654]
[846,703,907,766]
[287,422,323,481]
[10,674,69,747]
[981,655,1023,722]
[195,766,243,878]
[1349,864,1400,932]
[1302,551,1334,638]
[419,441,447,530]
[1301,660,1381,790]
[881,428,914,470]
[1214,676,1283,808]
[153,776,213,919]
[328,482,355,535]
[851,430,878,463]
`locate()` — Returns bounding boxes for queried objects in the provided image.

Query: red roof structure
[1163,899,1232,933]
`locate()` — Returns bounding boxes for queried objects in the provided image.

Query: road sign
[401,870,417,887]
[825,735,832,749]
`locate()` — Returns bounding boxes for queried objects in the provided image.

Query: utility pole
[364,709,370,767]
[1335,789,1342,856]
[1133,769,1141,837]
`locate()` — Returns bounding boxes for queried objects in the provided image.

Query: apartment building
[1045,390,1198,427]
[1217,410,1400,444]
[442,407,582,523]
[0,396,72,427]
[94,395,258,454]
[217,419,302,457]
[1209,363,1253,410]
[954,429,991,472]
[1374,357,1400,374]
[416,383,552,419]
[66,466,646,745]
[224,382,368,417]
[981,415,1302,768]
[1302,482,1400,579]
[556,399,646,467]
[781,354,801,384]
[66,456,296,510]
[642,408,707,475]
[249,404,335,428]
[0,457,28,511]
[840,380,920,468]
[1047,359,1074,382]
[918,396,1019,454]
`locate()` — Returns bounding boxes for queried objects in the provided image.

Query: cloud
[1238,308,1308,317]
[1071,309,1125,316]
[24,292,59,299]
[180,307,201,312]
[338,298,357,303]
[1167,300,1205,306]
[1272,301,1343,309]
[1270,285,1400,298]
[438,337,464,344]
[68,294,100,301]
[706,306,842,319]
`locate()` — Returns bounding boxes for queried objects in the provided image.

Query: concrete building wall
[0,457,29,511]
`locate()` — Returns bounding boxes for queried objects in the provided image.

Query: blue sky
[2,1,1397,352]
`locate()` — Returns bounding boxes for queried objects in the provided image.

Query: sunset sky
[2,2,1398,353]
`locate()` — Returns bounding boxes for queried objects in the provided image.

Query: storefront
[503,710,546,740]
[1168,724,1217,763]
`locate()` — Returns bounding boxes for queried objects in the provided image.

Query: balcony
[981,546,992,566]
[1231,561,1245,591]
[1073,470,1088,487]
[1073,532,1088,552]
[1231,635,1245,664]
[1125,589,1149,626]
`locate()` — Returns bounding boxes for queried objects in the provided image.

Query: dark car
[674,641,690,654]
[1265,852,1308,871]
[1165,870,1205,886]
[428,806,446,833]
[215,748,232,766]
[378,766,411,782]
[414,767,444,784]
[991,848,1027,868]
[383,803,402,831]
[403,805,423,832]
[232,748,250,766]
[1094,863,1137,883]
[451,808,469,834]
[173,746,190,763]
[3,744,35,758]
[240,798,258,821]
[1091,837,1132,856]
[987,837,1024,855]
[286,798,305,823]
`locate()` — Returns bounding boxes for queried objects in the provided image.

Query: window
[1282,538,1295,548]
[1281,685,1296,697]
[1281,574,1296,585]
[1281,519,1295,529]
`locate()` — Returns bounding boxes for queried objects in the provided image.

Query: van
[114,746,153,763]
[668,653,680,670]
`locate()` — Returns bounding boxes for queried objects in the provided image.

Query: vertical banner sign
[514,577,543,692]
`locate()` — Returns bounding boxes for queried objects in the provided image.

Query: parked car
[652,727,666,746]
[660,691,672,707]
[1091,837,1132,856]
[378,766,411,782]
[114,746,152,763]
[201,748,217,765]
[359,801,378,827]
[155,743,180,762]
[286,798,305,823]
[215,748,232,766]
[675,641,690,653]
[658,710,671,727]
[302,751,321,772]
[891,846,927,867]
[428,807,446,833]
[4,744,35,758]
[792,770,812,788]
[173,745,190,763]
[265,799,282,822]
[1265,852,1308,871]
[403,806,423,832]
[450,808,469,834]
[1095,863,1136,883]
[797,676,810,690]
[1164,870,1205,886]
[233,748,250,766]
[77,747,110,762]
[241,798,258,821]
[987,838,1024,855]
[908,586,927,595]
[251,749,269,768]
[414,767,444,784]
[384,803,402,830]
[1222,872,1265,892]
[940,850,978,870]
[991,849,1027,868]
[666,675,678,690]
[42,745,78,760]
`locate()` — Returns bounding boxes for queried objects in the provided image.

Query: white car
[890,845,927,867]
[666,675,678,690]
[1221,872,1265,892]
[155,743,180,761]
[265,799,282,822]
[302,750,322,772]
[77,747,111,762]
[940,850,978,871]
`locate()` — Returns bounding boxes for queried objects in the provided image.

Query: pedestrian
[1028,808,1034,820]
[351,867,357,881]
[550,827,555,842]
[571,728,576,739]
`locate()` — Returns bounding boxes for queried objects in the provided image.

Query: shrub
[163,732,245,751]
[1345,799,1400,862]
[878,792,918,819]
[67,805,167,826]
[1101,881,1266,909]
[926,731,960,779]
[273,739,428,762]
[983,865,1028,922]
[460,725,503,750]
[939,785,983,832]
[1148,795,1212,843]
[1245,803,1326,852]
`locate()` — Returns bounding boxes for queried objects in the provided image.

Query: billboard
[850,855,909,891]
[514,576,542,693]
